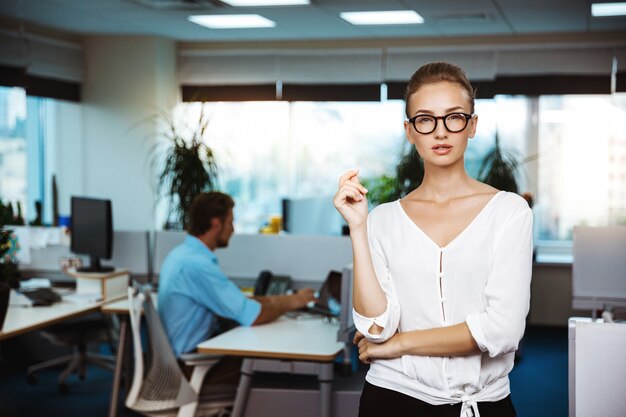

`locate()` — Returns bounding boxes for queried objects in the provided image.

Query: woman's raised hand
[333,169,369,231]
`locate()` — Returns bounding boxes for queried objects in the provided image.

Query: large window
[175,101,406,233]
[537,95,626,241]
[0,87,28,220]
[172,94,626,245]
[0,86,58,225]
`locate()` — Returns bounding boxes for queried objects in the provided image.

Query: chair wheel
[26,373,38,385]
[59,383,70,394]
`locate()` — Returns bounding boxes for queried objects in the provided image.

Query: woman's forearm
[350,227,387,321]
[395,322,481,357]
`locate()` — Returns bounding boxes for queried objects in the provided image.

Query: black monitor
[70,196,114,273]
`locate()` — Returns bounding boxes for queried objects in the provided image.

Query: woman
[333,62,532,417]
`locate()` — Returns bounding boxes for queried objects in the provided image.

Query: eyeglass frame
[407,112,474,134]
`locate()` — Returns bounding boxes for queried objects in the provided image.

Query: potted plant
[363,144,424,206]
[477,132,520,193]
[0,216,21,329]
[151,104,219,230]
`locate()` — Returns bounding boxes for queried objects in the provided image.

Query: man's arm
[252,289,316,325]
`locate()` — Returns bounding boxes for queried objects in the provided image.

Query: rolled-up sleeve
[466,207,533,357]
[352,214,401,343]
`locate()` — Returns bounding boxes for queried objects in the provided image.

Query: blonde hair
[404,62,475,117]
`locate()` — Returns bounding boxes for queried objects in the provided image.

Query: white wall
[79,36,177,230]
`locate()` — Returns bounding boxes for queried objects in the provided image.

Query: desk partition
[153,232,352,284]
[572,226,626,313]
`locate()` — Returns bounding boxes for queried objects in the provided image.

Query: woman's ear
[467,114,478,139]
[404,120,415,144]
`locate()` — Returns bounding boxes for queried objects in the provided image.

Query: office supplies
[71,196,114,273]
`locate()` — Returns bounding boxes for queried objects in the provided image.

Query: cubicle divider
[216,234,352,283]
[153,232,353,286]
[18,228,353,291]
[572,226,626,314]
[17,229,152,283]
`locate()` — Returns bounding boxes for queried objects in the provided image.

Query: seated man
[158,192,316,366]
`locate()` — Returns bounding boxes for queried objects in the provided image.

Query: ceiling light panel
[591,2,626,16]
[188,14,276,28]
[340,10,424,25]
[220,0,310,5]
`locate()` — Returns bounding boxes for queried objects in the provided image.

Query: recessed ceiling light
[591,2,626,16]
[340,10,424,25]
[220,0,309,5]
[188,14,276,29]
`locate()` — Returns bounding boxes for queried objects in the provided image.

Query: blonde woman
[334,62,532,417]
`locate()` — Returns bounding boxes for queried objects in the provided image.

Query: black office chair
[26,313,116,393]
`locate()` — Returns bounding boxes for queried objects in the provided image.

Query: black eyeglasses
[408,112,474,134]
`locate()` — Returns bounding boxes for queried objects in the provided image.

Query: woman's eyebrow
[413,105,466,116]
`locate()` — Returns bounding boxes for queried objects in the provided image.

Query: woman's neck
[415,162,475,203]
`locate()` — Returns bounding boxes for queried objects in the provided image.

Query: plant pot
[0,282,10,331]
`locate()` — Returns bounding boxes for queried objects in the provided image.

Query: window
[174,101,405,233]
[0,87,28,220]
[537,95,626,241]
[163,93,626,251]
[0,86,59,225]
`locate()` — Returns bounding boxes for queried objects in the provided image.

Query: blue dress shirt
[158,235,261,356]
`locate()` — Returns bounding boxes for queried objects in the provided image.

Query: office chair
[126,283,235,417]
[26,314,116,393]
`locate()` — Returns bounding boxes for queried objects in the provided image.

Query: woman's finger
[336,184,365,202]
[338,169,359,186]
[344,179,368,195]
[353,331,364,345]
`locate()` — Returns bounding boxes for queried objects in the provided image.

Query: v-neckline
[396,191,505,249]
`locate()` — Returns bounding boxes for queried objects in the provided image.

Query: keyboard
[20,288,62,305]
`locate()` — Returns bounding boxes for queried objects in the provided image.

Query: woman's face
[404,81,477,169]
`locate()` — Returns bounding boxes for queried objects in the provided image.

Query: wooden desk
[0,291,109,340]
[197,315,345,417]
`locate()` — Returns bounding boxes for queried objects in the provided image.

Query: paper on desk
[19,278,52,289]
[63,292,102,304]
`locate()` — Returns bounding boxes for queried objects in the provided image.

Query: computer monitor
[70,196,114,273]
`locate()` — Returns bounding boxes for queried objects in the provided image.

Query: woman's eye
[447,114,463,121]
[416,117,434,124]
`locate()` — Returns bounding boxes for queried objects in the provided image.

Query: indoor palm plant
[477,132,521,193]
[363,144,424,206]
[151,104,219,230]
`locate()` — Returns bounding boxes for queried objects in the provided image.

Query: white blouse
[353,191,533,417]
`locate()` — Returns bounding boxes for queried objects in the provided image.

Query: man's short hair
[188,192,235,236]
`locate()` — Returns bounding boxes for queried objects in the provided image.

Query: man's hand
[289,288,316,310]
[353,331,403,364]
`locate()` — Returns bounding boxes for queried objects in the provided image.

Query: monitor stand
[76,256,114,273]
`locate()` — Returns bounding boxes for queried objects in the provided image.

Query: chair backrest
[126,283,197,413]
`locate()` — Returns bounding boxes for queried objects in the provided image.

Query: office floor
[0,325,568,417]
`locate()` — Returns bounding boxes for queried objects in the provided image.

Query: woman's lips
[432,144,453,155]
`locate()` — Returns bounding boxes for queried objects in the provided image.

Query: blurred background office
[0,1,625,416]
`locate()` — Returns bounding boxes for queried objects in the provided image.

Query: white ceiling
[0,0,625,43]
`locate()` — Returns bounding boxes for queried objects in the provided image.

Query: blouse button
[440,297,447,303]
[438,272,445,278]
